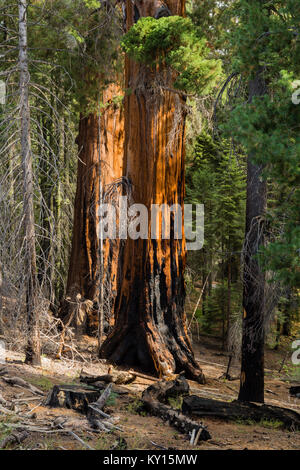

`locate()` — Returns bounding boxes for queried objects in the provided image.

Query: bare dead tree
[0,0,77,358]
[18,0,40,365]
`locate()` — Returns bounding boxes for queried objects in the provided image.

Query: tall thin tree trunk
[100,0,205,383]
[238,71,267,403]
[226,253,231,351]
[19,0,41,365]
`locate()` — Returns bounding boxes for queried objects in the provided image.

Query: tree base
[99,324,205,384]
[25,348,41,366]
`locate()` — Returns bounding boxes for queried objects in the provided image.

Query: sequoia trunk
[100,0,205,383]
[61,84,124,335]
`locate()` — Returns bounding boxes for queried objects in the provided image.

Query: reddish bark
[61,84,124,334]
[100,1,205,383]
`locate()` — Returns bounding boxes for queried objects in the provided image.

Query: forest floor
[0,334,299,451]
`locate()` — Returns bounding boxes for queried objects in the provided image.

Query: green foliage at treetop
[121,16,222,95]
[223,0,300,288]
[26,0,123,113]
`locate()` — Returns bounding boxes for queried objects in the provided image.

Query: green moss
[26,376,54,392]
[126,398,146,415]
[235,417,284,429]
[168,395,183,410]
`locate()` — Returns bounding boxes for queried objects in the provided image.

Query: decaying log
[2,376,44,395]
[0,430,29,449]
[143,373,189,401]
[13,396,42,403]
[86,384,115,431]
[93,383,112,410]
[67,430,95,450]
[182,395,300,430]
[91,381,129,395]
[81,373,114,384]
[142,375,211,442]
[80,371,130,394]
[45,384,101,413]
[80,371,136,385]
[88,404,110,419]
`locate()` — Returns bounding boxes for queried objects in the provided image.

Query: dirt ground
[0,335,299,451]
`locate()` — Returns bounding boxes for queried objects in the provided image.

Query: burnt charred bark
[100,1,205,383]
[142,375,211,440]
[183,395,300,430]
[239,71,267,403]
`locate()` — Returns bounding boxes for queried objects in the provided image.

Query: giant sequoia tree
[62,84,124,335]
[58,2,125,335]
[100,0,207,383]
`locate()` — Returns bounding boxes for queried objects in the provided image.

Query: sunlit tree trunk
[100,0,205,383]
[19,0,41,365]
[61,84,124,335]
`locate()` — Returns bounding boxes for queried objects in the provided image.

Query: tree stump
[45,384,101,413]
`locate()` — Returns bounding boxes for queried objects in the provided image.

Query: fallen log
[182,395,300,430]
[0,430,29,449]
[2,376,44,395]
[80,371,136,386]
[94,383,112,410]
[142,375,211,442]
[86,384,115,431]
[13,396,42,403]
[68,430,95,449]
